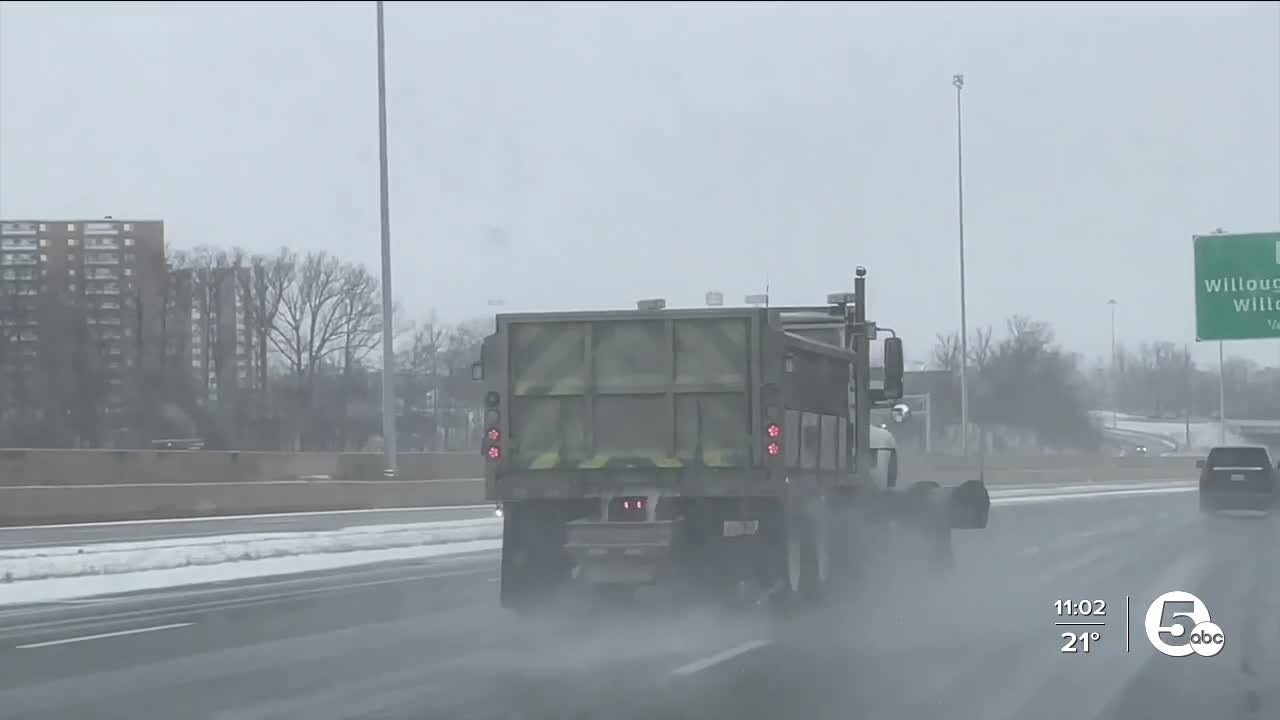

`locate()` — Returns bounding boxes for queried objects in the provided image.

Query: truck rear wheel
[500,501,570,612]
[770,508,821,614]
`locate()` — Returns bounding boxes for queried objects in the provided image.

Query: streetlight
[1210,228,1226,443]
[1108,299,1118,429]
[376,1,398,475]
[953,73,970,455]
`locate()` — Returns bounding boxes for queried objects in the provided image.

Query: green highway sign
[1193,231,1280,341]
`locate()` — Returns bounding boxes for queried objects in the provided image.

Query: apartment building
[167,263,262,408]
[0,218,167,443]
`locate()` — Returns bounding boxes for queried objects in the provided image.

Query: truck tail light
[765,422,782,458]
[484,394,502,461]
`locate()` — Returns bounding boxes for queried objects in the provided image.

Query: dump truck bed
[492,308,765,475]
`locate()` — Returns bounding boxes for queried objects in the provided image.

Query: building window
[39,254,47,263]
[68,237,77,247]
[123,223,133,231]
[38,238,47,248]
[66,223,75,231]
[38,223,47,231]
[124,238,134,247]
[69,268,76,276]
[123,268,132,277]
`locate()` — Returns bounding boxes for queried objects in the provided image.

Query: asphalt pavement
[0,490,1276,720]
[0,506,498,550]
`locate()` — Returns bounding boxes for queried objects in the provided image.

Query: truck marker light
[486,428,501,442]
[766,423,781,439]
[767,442,782,456]
[487,445,502,460]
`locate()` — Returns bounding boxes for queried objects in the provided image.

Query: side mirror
[883,336,904,400]
[1195,459,1205,469]
[471,362,484,382]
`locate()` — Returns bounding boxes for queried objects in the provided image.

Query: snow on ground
[0,482,1196,606]
[0,540,502,606]
[0,518,503,584]
[1096,412,1253,451]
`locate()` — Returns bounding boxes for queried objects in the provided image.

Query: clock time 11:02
[1054,599,1107,617]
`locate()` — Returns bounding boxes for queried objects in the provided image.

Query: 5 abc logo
[1144,591,1226,658]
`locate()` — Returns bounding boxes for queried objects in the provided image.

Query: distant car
[1197,445,1278,514]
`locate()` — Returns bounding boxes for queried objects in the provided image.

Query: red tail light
[486,427,501,442]
[487,445,502,460]
[765,422,783,458]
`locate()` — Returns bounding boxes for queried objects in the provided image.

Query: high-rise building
[0,218,166,445]
[167,263,262,409]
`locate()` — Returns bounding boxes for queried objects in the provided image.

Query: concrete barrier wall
[904,453,1198,486]
[0,449,1199,526]
[0,449,482,486]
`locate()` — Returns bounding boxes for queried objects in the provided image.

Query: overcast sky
[2,0,1278,368]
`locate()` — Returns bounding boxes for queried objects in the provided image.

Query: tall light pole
[376,0,398,475]
[1210,228,1227,444]
[953,73,970,456]
[1218,341,1227,444]
[1108,299,1118,428]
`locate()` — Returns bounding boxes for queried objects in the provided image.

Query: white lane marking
[993,485,1195,505]
[0,500,493,531]
[671,640,771,677]
[16,622,193,649]
[487,577,500,582]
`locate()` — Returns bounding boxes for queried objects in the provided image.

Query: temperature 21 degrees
[1062,632,1100,654]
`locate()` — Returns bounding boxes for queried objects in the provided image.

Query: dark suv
[1197,445,1278,514]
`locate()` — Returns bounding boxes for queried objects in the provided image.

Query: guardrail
[0,449,1200,526]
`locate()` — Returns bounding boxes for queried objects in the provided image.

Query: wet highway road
[0,489,1275,720]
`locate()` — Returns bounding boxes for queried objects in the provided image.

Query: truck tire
[772,510,821,613]
[500,501,570,612]
[901,481,954,577]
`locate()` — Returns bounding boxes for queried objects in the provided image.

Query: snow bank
[0,518,503,584]
[0,540,503,606]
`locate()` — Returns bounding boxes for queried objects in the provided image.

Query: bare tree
[334,263,382,447]
[269,251,349,449]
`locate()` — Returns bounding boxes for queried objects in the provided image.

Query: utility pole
[376,1,398,475]
[1218,341,1227,445]
[953,73,970,456]
[851,267,871,480]
[1209,228,1228,446]
[1184,343,1192,450]
[1108,299,1118,428]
